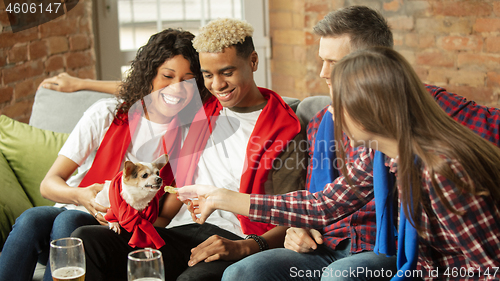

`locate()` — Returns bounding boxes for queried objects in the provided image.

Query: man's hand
[188,235,250,267]
[284,227,323,253]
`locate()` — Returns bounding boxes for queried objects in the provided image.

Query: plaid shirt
[250,149,500,280]
[270,84,500,279]
[305,106,374,253]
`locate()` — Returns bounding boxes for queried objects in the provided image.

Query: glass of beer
[49,237,85,281]
[127,248,165,281]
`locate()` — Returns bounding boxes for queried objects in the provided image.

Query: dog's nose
[155,177,162,184]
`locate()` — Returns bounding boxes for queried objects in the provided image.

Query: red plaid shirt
[250,148,500,280]
[283,84,500,279]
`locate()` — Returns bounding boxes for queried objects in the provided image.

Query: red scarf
[167,88,301,235]
[104,171,165,249]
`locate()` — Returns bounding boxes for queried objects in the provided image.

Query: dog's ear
[153,154,168,170]
[123,161,137,177]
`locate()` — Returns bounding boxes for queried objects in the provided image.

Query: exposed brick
[292,13,304,29]
[7,44,28,64]
[416,51,454,67]
[45,55,65,72]
[404,1,430,16]
[76,67,96,80]
[29,40,48,60]
[393,32,404,46]
[449,70,485,87]
[431,1,492,17]
[270,12,293,29]
[474,18,500,33]
[419,34,435,49]
[39,17,77,37]
[66,1,87,18]
[438,36,483,52]
[0,50,5,68]
[495,2,500,16]
[405,33,418,48]
[2,100,33,119]
[486,37,500,53]
[416,18,472,35]
[272,45,294,61]
[306,76,328,95]
[2,60,44,84]
[306,31,316,45]
[270,0,303,12]
[69,34,90,51]
[383,0,402,12]
[273,30,305,45]
[305,2,329,13]
[293,46,307,62]
[272,74,295,92]
[47,36,69,55]
[413,66,428,81]
[445,85,493,104]
[388,15,414,31]
[0,87,14,104]
[487,72,500,87]
[273,60,306,77]
[398,50,415,65]
[14,79,36,99]
[65,51,93,69]
[458,53,500,71]
[0,27,38,48]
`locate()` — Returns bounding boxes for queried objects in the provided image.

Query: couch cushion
[29,88,114,134]
[295,96,331,124]
[0,115,69,207]
[0,150,34,250]
[281,96,301,113]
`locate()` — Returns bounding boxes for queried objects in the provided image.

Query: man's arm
[39,73,121,95]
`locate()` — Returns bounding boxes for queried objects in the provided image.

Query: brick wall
[0,0,95,123]
[270,0,500,107]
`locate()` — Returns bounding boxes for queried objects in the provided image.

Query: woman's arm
[39,73,121,95]
[40,155,108,216]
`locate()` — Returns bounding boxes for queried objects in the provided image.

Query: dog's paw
[108,222,121,234]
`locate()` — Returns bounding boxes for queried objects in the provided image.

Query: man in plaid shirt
[220,6,500,281]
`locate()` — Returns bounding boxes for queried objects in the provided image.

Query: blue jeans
[0,206,98,281]
[222,239,397,281]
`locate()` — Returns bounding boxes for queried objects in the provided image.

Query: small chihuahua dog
[94,155,168,234]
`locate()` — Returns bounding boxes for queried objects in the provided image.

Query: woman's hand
[39,73,84,92]
[77,183,109,225]
[178,184,220,224]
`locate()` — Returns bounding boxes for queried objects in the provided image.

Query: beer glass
[127,248,165,281]
[49,237,85,281]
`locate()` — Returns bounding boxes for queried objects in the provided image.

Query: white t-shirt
[167,106,263,237]
[57,98,170,210]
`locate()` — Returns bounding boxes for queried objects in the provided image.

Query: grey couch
[0,87,330,280]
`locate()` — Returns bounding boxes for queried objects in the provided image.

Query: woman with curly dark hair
[0,28,209,281]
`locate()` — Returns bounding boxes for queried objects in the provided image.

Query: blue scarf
[310,110,339,192]
[373,151,419,280]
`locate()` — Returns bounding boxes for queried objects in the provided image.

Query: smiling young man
[71,18,307,281]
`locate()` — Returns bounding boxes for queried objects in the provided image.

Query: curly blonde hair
[193,18,254,54]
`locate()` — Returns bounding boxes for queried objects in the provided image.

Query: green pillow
[0,150,34,250]
[0,115,69,207]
